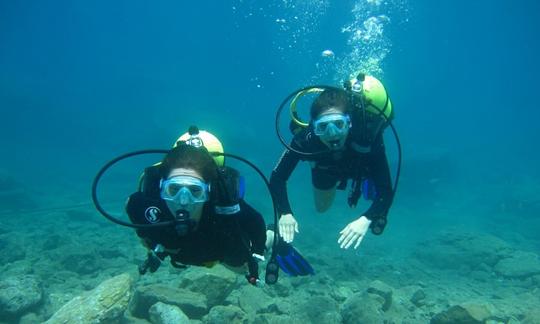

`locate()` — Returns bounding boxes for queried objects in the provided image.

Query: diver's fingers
[342,233,356,249]
[340,237,350,249]
[354,234,365,249]
[345,232,361,249]
[339,223,351,235]
[338,226,351,244]
[278,223,285,237]
[288,223,296,242]
[284,224,294,243]
[347,232,359,247]
[279,223,289,241]
[337,231,347,244]
[281,224,288,241]
[337,233,344,244]
[340,231,356,249]
[294,222,299,233]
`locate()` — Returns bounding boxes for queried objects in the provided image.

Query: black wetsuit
[270,127,393,234]
[126,191,266,268]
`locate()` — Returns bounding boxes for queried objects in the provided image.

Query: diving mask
[312,113,351,137]
[160,176,210,205]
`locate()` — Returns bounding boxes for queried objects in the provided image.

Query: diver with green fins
[92,126,314,286]
[271,72,401,250]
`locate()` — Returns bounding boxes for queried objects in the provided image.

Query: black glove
[138,252,162,275]
[245,255,262,286]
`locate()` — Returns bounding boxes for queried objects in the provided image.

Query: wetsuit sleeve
[363,134,394,234]
[269,147,301,216]
[237,201,267,255]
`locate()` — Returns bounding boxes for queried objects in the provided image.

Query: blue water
[2,0,538,228]
[1,0,540,321]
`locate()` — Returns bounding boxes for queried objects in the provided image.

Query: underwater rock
[329,284,354,303]
[122,312,153,324]
[367,279,394,311]
[430,303,493,324]
[523,308,540,324]
[494,251,540,279]
[413,231,513,270]
[225,284,275,315]
[130,284,207,319]
[18,312,42,324]
[341,291,385,324]
[253,313,298,323]
[178,265,237,307]
[203,305,246,324]
[297,295,342,324]
[148,302,189,324]
[265,280,292,298]
[0,275,43,318]
[410,288,427,307]
[44,273,132,324]
[469,269,493,282]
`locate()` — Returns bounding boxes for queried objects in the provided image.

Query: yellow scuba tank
[174,127,225,167]
[342,73,394,151]
[344,73,393,121]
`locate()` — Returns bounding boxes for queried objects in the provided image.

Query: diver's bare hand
[338,216,371,249]
[279,213,299,243]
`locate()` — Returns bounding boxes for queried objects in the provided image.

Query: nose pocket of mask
[326,124,339,136]
[178,187,192,205]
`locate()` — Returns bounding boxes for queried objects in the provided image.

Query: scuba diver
[97,126,314,286]
[270,73,398,250]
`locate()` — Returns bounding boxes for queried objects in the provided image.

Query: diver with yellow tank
[270,73,400,250]
[92,126,314,286]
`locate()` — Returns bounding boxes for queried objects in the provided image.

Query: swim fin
[275,238,315,276]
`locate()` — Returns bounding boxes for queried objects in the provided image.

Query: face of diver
[313,107,351,150]
[161,168,208,222]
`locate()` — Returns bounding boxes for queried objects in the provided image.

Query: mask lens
[161,176,209,204]
[315,121,329,133]
[334,119,345,130]
[164,182,182,197]
[313,113,350,136]
[187,185,205,199]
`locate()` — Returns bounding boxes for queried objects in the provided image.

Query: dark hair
[310,88,351,119]
[159,144,218,182]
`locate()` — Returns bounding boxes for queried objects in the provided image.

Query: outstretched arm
[337,134,394,249]
[237,201,267,256]
[269,149,300,216]
[363,134,394,234]
[270,148,302,243]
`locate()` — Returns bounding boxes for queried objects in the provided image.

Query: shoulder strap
[139,165,162,199]
[213,166,243,215]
